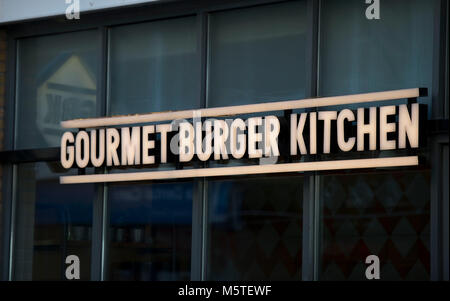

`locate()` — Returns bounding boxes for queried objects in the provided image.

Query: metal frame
[1,31,17,281]
[0,0,448,281]
[311,0,449,281]
[430,133,449,281]
[302,0,320,281]
[429,0,449,281]
[301,174,316,280]
[191,11,208,281]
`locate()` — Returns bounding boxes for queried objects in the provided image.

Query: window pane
[319,170,430,280]
[108,17,198,115]
[16,31,99,149]
[207,176,303,280]
[208,1,307,107]
[107,181,193,280]
[13,162,95,280]
[319,0,435,112]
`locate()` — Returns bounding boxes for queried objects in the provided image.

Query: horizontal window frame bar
[61,88,426,128]
[3,0,293,39]
[60,156,419,184]
[0,147,60,163]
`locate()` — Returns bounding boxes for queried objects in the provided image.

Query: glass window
[15,31,99,149]
[107,181,193,280]
[108,16,198,115]
[208,1,307,107]
[319,169,430,280]
[318,0,434,281]
[13,162,95,280]
[319,0,435,112]
[207,176,303,280]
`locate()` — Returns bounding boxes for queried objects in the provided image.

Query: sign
[59,88,426,184]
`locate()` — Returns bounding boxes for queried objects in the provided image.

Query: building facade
[0,0,448,281]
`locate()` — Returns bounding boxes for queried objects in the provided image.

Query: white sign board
[59,88,427,184]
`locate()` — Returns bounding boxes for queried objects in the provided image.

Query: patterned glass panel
[320,170,430,280]
[207,176,303,280]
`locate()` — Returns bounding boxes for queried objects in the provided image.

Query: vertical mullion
[199,12,208,110]
[200,11,210,282]
[97,27,108,119]
[4,36,17,152]
[101,183,109,281]
[305,0,319,99]
[302,0,320,281]
[200,179,208,280]
[444,2,449,281]
[442,142,449,281]
[90,179,104,280]
[301,174,315,280]
[90,26,108,281]
[430,0,448,281]
[191,180,204,281]
[313,174,322,280]
[431,0,448,120]
[100,25,110,281]
[190,11,209,281]
[6,164,17,281]
[430,139,443,280]
[3,36,18,281]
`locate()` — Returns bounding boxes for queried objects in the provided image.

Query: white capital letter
[106,128,120,166]
[179,122,195,162]
[121,127,141,165]
[264,116,280,157]
[290,113,308,155]
[214,120,229,160]
[195,120,212,161]
[398,104,419,149]
[318,111,337,154]
[156,124,171,163]
[230,119,246,159]
[75,131,90,168]
[357,107,377,151]
[379,105,396,150]
[142,125,155,165]
[61,132,75,169]
[337,109,356,152]
[248,117,263,158]
[90,129,105,167]
[310,112,317,154]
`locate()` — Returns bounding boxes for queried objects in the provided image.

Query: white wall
[0,0,160,24]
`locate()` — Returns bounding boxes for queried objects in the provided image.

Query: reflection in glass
[108,17,198,115]
[207,176,303,280]
[13,162,94,280]
[319,0,434,112]
[16,31,99,149]
[208,1,307,107]
[107,181,193,280]
[320,170,430,280]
